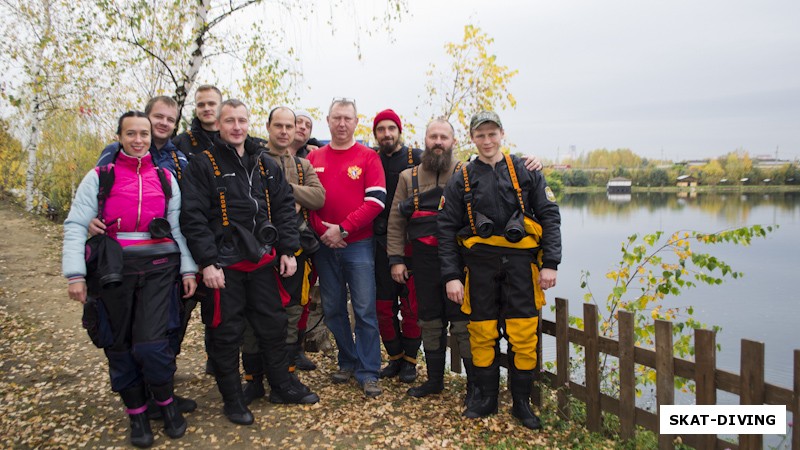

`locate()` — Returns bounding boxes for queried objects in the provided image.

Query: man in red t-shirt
[307,98,386,397]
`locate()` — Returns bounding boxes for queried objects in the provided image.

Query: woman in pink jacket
[62,111,197,448]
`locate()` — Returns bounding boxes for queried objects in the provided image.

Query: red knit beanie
[373,109,402,134]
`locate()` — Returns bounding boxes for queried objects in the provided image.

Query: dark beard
[378,140,397,155]
[421,147,452,173]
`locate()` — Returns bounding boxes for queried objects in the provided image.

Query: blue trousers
[314,238,381,384]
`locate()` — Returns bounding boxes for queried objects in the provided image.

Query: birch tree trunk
[23,0,51,212]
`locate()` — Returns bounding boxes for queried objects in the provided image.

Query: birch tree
[420,25,518,156]
[97,0,408,129]
[0,0,107,211]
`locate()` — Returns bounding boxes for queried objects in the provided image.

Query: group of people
[62,89,562,448]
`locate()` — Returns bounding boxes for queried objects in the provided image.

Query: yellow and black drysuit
[437,153,561,425]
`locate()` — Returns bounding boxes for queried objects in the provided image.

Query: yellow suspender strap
[203,150,229,228]
[504,153,525,212]
[462,164,477,235]
[296,159,308,222]
[257,158,273,222]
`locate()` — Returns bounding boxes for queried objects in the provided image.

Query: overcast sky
[275,0,800,162]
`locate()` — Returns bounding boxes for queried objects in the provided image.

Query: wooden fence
[449,297,799,450]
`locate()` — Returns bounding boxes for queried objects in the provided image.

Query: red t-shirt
[308,142,386,243]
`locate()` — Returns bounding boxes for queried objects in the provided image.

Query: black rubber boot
[268,380,320,404]
[398,356,418,383]
[150,383,187,438]
[509,369,542,430]
[295,330,317,371]
[462,363,499,419]
[462,358,481,408]
[241,351,266,405]
[379,358,403,379]
[160,400,187,438]
[216,373,254,425]
[128,411,154,448]
[146,394,197,420]
[119,385,154,448]
[289,371,311,394]
[407,349,445,398]
[243,375,265,405]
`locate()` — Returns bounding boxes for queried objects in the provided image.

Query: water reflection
[554,191,799,387]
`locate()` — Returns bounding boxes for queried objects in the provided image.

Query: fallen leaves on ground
[0,200,613,449]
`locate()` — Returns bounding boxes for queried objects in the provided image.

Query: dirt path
[0,200,557,449]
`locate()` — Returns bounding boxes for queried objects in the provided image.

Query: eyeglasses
[331,97,356,106]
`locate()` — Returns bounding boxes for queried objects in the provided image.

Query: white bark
[24,0,51,212]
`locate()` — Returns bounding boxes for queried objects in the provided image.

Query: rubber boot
[216,373,254,425]
[294,330,317,371]
[379,357,403,379]
[289,370,311,394]
[407,349,445,398]
[380,339,404,378]
[509,369,542,430]
[241,351,265,405]
[159,400,187,438]
[462,358,481,408]
[266,359,319,404]
[268,379,320,404]
[119,385,154,448]
[150,383,187,439]
[398,357,418,383]
[146,393,197,420]
[462,363,499,419]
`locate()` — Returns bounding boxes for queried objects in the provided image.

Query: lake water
[543,191,799,393]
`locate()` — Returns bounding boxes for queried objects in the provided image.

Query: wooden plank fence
[448,297,799,450]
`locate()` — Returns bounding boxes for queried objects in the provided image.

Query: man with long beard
[386,118,476,400]
[372,109,423,382]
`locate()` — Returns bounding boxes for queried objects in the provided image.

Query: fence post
[695,328,717,450]
[656,319,674,450]
[618,310,635,441]
[793,349,799,450]
[556,297,570,420]
[584,303,601,432]
[740,339,765,450]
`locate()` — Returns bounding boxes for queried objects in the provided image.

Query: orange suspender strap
[461,164,477,235]
[170,151,182,181]
[187,129,197,147]
[411,166,420,212]
[257,158,273,222]
[504,153,525,212]
[203,150,230,229]
[407,146,414,165]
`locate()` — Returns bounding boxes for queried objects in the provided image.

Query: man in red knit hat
[371,108,423,383]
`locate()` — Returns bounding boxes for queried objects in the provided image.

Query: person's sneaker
[331,368,354,384]
[362,379,382,398]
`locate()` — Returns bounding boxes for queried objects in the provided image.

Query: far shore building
[676,175,698,187]
[607,177,632,194]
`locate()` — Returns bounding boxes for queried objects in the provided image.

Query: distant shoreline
[563,185,800,194]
